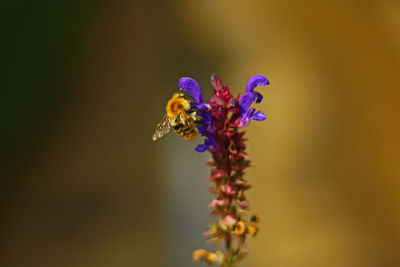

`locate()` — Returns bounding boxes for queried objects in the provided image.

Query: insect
[152,91,200,141]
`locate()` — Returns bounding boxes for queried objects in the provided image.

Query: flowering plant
[179,74,269,266]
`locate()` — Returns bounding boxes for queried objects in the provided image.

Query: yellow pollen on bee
[166,93,191,118]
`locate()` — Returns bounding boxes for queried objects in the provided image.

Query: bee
[152,91,200,141]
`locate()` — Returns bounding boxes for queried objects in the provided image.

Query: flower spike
[157,74,269,266]
[190,74,268,265]
[238,74,269,126]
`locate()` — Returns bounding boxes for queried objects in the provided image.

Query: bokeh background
[1,1,400,267]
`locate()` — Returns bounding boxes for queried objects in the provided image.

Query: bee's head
[166,93,191,118]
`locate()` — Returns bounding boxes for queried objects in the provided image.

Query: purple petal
[250,110,267,121]
[200,111,212,123]
[195,129,218,152]
[246,74,269,92]
[253,91,263,103]
[196,124,208,133]
[196,109,211,134]
[178,77,203,104]
[205,132,217,146]
[195,143,209,152]
[239,92,256,118]
[196,102,208,111]
[247,108,256,118]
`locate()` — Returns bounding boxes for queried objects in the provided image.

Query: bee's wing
[152,113,171,141]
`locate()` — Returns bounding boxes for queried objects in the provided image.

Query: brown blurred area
[0,1,399,267]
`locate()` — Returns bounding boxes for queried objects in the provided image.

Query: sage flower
[176,74,269,266]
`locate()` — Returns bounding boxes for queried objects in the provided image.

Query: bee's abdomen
[173,124,198,140]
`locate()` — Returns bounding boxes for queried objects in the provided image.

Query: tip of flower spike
[211,73,217,81]
[210,73,223,90]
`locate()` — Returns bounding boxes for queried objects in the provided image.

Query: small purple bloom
[195,132,217,152]
[239,74,269,126]
[178,77,212,137]
[179,77,205,108]
[246,74,269,103]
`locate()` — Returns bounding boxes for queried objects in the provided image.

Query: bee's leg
[189,108,208,114]
[190,112,199,121]
[189,112,207,124]
[193,115,209,125]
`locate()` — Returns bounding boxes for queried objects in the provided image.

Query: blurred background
[1,1,399,266]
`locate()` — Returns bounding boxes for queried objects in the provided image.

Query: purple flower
[179,77,214,150]
[246,74,270,103]
[179,77,207,110]
[178,77,211,130]
[195,132,217,152]
[239,74,269,126]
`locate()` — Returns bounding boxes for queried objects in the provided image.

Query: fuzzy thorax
[166,93,191,118]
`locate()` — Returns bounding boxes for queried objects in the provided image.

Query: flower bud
[205,252,218,264]
[192,249,223,264]
[192,249,208,263]
[248,221,259,236]
[234,221,246,236]
[222,215,237,227]
[251,214,261,223]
